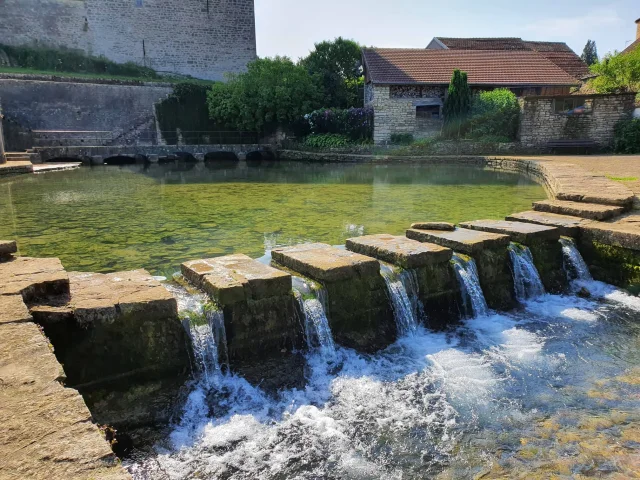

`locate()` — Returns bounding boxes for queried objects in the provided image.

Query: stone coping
[0,160,33,177]
[0,240,17,258]
[580,214,640,251]
[406,227,511,255]
[271,243,380,283]
[182,254,291,305]
[345,234,452,269]
[459,219,560,243]
[0,257,69,301]
[505,211,587,237]
[533,199,626,221]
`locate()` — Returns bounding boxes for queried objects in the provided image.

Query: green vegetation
[0,43,159,80]
[466,89,521,141]
[299,37,364,109]
[588,47,640,93]
[606,176,638,181]
[207,57,323,133]
[613,118,640,153]
[389,133,414,145]
[581,40,599,66]
[299,107,374,141]
[301,133,353,148]
[443,69,472,137]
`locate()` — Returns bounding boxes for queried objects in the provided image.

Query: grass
[606,175,638,182]
[0,66,214,85]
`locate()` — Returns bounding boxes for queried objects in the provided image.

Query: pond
[0,161,545,275]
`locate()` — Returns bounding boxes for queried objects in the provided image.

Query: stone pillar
[0,100,6,164]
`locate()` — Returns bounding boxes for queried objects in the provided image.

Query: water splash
[560,237,592,281]
[452,254,489,318]
[293,277,336,358]
[380,264,423,335]
[508,243,545,302]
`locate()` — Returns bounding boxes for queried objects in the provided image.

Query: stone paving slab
[33,162,82,173]
[410,222,456,231]
[0,240,17,259]
[580,214,640,251]
[346,234,452,269]
[459,219,560,244]
[0,257,69,301]
[406,227,511,255]
[0,294,32,325]
[0,160,33,177]
[533,199,625,221]
[505,211,587,237]
[182,254,291,305]
[271,243,380,283]
[0,320,129,480]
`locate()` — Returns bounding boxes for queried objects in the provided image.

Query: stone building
[0,0,257,81]
[363,37,589,143]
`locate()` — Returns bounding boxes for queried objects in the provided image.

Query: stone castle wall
[519,93,636,146]
[0,0,256,81]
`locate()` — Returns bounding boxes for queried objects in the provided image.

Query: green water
[0,161,545,274]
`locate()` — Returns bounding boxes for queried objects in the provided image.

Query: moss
[415,263,462,329]
[528,240,567,294]
[475,247,516,311]
[580,240,640,292]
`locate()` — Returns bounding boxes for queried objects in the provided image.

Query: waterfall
[560,238,593,281]
[380,264,423,335]
[293,277,336,358]
[508,243,545,302]
[451,254,489,318]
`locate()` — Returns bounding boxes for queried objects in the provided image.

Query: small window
[554,97,593,115]
[416,105,441,119]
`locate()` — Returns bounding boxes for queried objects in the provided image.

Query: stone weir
[181,254,304,390]
[345,234,461,328]
[459,220,566,293]
[271,243,396,352]
[406,226,516,310]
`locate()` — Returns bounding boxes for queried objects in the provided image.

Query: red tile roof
[437,37,527,50]
[622,38,640,55]
[363,48,581,86]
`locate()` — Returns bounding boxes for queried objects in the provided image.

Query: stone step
[0,240,17,260]
[345,234,452,269]
[182,254,292,306]
[458,219,560,244]
[506,211,587,237]
[533,200,625,221]
[0,256,69,302]
[406,227,511,255]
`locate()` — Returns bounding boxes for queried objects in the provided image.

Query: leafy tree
[588,48,640,93]
[443,69,472,137]
[207,57,323,133]
[581,40,599,66]
[300,37,364,108]
[467,89,520,140]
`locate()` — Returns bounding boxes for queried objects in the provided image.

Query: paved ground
[33,162,81,173]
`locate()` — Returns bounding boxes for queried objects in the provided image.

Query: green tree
[207,57,323,133]
[299,37,364,108]
[467,89,520,141]
[588,48,640,93]
[581,40,599,66]
[443,69,472,137]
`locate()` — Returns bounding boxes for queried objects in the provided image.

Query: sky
[254,0,639,60]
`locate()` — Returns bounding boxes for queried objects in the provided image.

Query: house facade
[363,37,589,143]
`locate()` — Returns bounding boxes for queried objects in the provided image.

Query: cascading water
[508,243,545,302]
[452,254,489,318]
[380,263,423,335]
[560,237,593,281]
[292,277,336,358]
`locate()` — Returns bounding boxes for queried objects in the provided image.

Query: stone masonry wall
[367,84,445,144]
[519,93,636,147]
[0,0,257,81]
[0,79,173,149]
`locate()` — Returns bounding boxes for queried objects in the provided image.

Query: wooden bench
[546,139,598,154]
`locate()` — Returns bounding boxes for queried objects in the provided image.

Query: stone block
[346,234,452,269]
[533,199,625,221]
[506,210,587,237]
[410,222,456,231]
[0,240,17,260]
[407,228,515,310]
[272,243,395,352]
[90,155,104,165]
[0,294,32,325]
[0,257,69,302]
[459,219,560,244]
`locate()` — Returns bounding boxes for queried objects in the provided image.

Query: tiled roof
[362,48,581,86]
[432,37,590,79]
[622,38,640,55]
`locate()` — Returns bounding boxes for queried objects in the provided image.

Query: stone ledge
[579,215,640,251]
[181,254,291,306]
[533,199,625,221]
[0,321,129,480]
[505,211,587,237]
[0,240,17,259]
[0,294,32,325]
[0,257,69,302]
[406,228,511,255]
[459,219,560,244]
[271,243,380,283]
[346,234,452,269]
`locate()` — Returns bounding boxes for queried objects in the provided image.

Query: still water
[0,161,544,274]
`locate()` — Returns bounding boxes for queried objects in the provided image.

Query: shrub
[588,47,640,94]
[389,133,414,145]
[443,69,471,129]
[0,44,158,79]
[613,118,640,153]
[304,107,373,141]
[302,133,352,149]
[466,89,520,141]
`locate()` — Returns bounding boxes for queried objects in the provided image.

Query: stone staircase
[533,199,625,221]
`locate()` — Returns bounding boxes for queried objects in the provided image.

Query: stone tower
[0,0,257,81]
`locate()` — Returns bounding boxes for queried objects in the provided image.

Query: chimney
[636,18,640,40]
